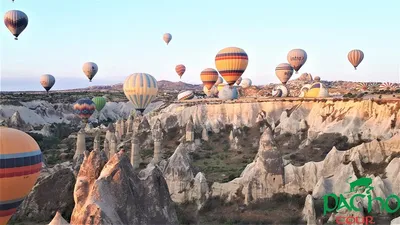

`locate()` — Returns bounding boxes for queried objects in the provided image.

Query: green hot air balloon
[92,97,106,112]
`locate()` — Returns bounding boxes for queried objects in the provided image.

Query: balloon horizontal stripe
[311,83,321,88]
[215,52,248,57]
[0,208,17,217]
[0,150,41,159]
[0,154,42,169]
[0,163,42,178]
[215,56,248,61]
[0,199,24,211]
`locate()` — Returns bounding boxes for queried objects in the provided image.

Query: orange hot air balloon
[0,127,43,225]
[175,64,186,79]
[200,68,219,90]
[215,47,248,86]
[348,49,364,70]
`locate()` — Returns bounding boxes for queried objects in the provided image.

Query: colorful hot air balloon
[275,63,294,84]
[235,77,242,85]
[4,10,28,40]
[287,49,307,74]
[304,82,329,98]
[215,47,248,86]
[356,82,369,91]
[177,91,195,101]
[39,74,55,93]
[163,33,172,45]
[348,49,364,70]
[379,82,395,91]
[123,73,158,113]
[200,68,219,90]
[214,76,223,86]
[299,84,312,97]
[175,64,186,79]
[92,97,106,112]
[272,85,289,97]
[73,98,96,123]
[241,78,252,88]
[82,62,98,82]
[217,83,227,93]
[0,127,42,225]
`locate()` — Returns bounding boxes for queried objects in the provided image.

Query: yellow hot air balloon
[200,68,219,90]
[0,127,42,225]
[217,83,227,92]
[348,49,364,70]
[123,73,158,113]
[304,82,329,98]
[275,63,294,84]
[287,49,307,74]
[215,47,248,86]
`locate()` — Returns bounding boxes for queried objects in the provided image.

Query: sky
[1,0,400,91]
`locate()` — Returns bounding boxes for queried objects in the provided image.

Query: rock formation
[126,114,134,135]
[185,116,194,142]
[105,123,115,143]
[103,139,110,159]
[93,132,101,151]
[130,133,141,169]
[70,150,178,225]
[73,129,86,161]
[302,194,317,225]
[152,119,163,164]
[48,211,70,225]
[109,133,117,157]
[211,127,284,204]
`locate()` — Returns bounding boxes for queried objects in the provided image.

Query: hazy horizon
[1,0,400,92]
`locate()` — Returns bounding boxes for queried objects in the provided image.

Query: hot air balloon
[82,62,98,82]
[356,82,369,91]
[4,10,28,40]
[123,73,158,113]
[92,97,106,112]
[39,74,55,93]
[0,127,42,225]
[177,91,195,101]
[217,83,227,93]
[163,33,172,45]
[275,63,294,84]
[299,84,312,97]
[304,82,329,98]
[241,78,252,88]
[215,47,248,86]
[379,82,395,91]
[272,85,289,97]
[203,86,217,97]
[200,68,219,90]
[287,49,307,74]
[73,98,96,123]
[175,64,186,79]
[235,77,242,85]
[214,76,223,86]
[218,86,238,100]
[348,49,364,70]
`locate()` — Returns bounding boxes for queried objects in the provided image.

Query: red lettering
[355,216,365,224]
[346,217,355,224]
[336,216,346,224]
[365,216,375,225]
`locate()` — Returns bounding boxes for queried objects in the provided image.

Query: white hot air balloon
[241,78,252,88]
[82,62,98,82]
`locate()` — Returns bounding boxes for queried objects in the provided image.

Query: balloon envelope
[203,86,217,97]
[0,127,42,225]
[175,64,186,78]
[218,86,238,100]
[348,49,364,70]
[73,98,96,123]
[177,91,194,101]
[163,33,172,45]
[304,82,329,98]
[82,62,98,82]
[287,49,307,74]
[4,10,28,40]
[214,76,223,86]
[272,85,289,97]
[241,78,252,88]
[215,47,248,86]
[39,74,55,92]
[92,97,106,112]
[275,63,294,84]
[235,77,242,85]
[200,68,219,90]
[123,73,158,113]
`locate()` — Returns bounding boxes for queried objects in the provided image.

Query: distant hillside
[59,80,202,92]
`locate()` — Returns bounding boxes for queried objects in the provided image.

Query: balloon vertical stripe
[123,73,158,113]
[348,49,364,70]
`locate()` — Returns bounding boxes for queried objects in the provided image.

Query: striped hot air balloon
[287,49,307,74]
[123,73,158,113]
[177,91,195,101]
[4,10,28,40]
[163,33,172,45]
[215,47,248,86]
[299,84,312,97]
[200,68,219,90]
[0,127,42,225]
[82,62,98,82]
[275,63,294,84]
[39,74,55,93]
[348,49,364,70]
[92,96,106,112]
[356,82,369,91]
[272,85,289,97]
[73,98,96,123]
[175,64,186,79]
[379,82,395,91]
